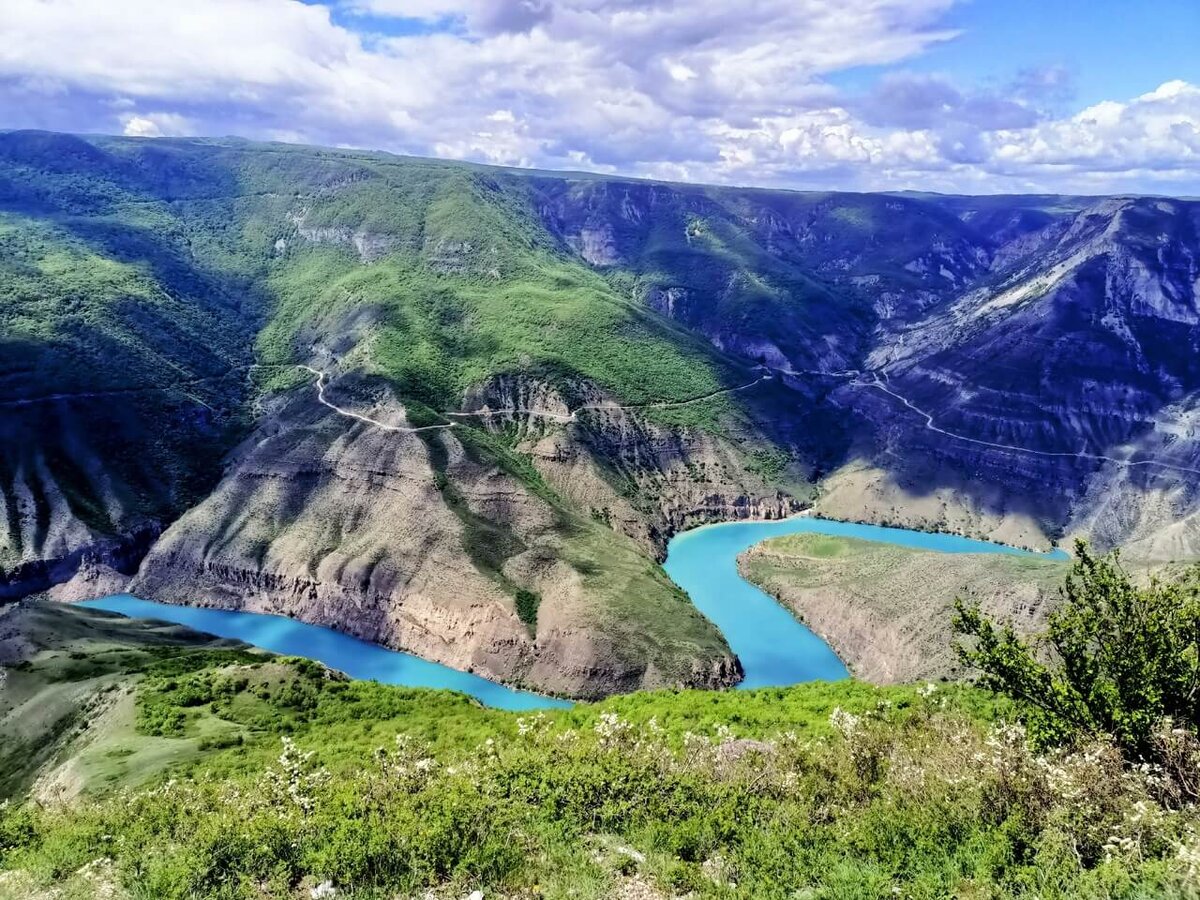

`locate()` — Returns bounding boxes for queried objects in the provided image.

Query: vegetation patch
[5,550,1200,897]
[2,673,1196,899]
[514,589,541,627]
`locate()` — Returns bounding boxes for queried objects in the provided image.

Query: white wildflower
[1176,829,1200,881]
[516,712,548,737]
[264,737,328,815]
[829,707,861,739]
[594,711,633,748]
[616,844,646,865]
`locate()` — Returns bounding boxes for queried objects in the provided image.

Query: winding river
[80,516,1068,710]
[663,516,1068,689]
[79,594,572,712]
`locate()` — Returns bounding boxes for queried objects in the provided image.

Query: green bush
[955,540,1200,760]
[514,589,541,626]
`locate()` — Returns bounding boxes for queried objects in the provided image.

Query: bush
[514,589,541,626]
[197,734,244,751]
[954,541,1200,761]
[4,702,1200,898]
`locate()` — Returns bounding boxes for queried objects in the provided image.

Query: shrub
[5,702,1200,898]
[954,541,1200,762]
[514,589,541,627]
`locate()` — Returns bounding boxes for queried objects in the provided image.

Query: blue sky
[1,0,1197,194]
[831,0,1200,109]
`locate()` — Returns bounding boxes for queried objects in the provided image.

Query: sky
[1,0,1198,195]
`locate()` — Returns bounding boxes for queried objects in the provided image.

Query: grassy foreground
[2,638,1198,899]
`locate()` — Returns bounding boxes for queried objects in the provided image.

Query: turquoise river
[81,515,1068,711]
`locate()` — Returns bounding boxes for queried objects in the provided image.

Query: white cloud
[988,81,1200,176]
[121,115,163,137]
[0,0,1196,194]
[0,0,358,98]
[120,111,192,138]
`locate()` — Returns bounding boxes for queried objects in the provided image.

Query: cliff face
[0,369,242,600]
[133,387,533,679]
[530,178,872,373]
[460,373,806,558]
[816,198,1200,558]
[130,374,744,699]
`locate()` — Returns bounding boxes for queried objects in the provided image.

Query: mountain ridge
[2,130,1198,697]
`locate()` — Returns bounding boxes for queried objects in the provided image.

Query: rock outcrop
[820,197,1200,558]
[131,375,744,699]
[460,373,805,558]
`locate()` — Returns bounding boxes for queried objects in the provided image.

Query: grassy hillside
[0,130,1088,594]
[1,608,1197,899]
[0,132,811,580]
[0,602,261,799]
[254,168,742,417]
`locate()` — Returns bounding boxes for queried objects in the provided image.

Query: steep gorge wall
[129,377,746,699]
[460,373,806,559]
[815,198,1200,558]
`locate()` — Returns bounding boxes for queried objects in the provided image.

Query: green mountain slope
[0,132,821,695]
[0,147,264,594]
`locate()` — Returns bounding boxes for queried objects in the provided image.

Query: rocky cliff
[459,372,807,557]
[130,371,744,699]
[818,197,1200,558]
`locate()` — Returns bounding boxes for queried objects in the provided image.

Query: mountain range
[2,130,1198,698]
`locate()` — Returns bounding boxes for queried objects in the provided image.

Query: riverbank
[57,514,1082,706]
[738,532,1070,683]
[78,595,573,712]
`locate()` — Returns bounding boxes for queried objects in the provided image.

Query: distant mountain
[1,131,1197,697]
[823,195,1200,559]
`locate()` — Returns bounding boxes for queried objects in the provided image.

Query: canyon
[2,131,1198,697]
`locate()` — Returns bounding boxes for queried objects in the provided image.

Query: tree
[953,541,1200,758]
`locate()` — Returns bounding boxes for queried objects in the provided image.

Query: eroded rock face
[134,390,537,683]
[568,225,620,267]
[1065,396,1200,561]
[289,211,396,263]
[821,197,1200,558]
[0,398,204,600]
[459,373,805,558]
[0,446,161,600]
[129,378,743,699]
